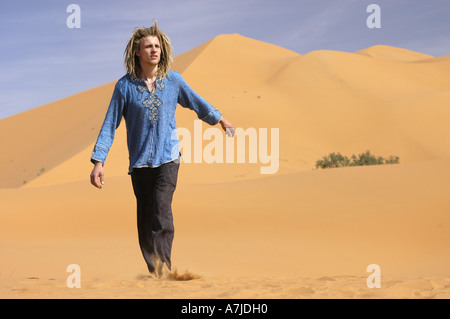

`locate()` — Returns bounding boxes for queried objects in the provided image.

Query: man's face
[136,36,161,67]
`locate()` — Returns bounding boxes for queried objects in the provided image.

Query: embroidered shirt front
[91,71,222,173]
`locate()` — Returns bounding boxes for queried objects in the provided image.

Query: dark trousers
[130,159,180,274]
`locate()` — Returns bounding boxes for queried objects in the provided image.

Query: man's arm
[89,81,126,189]
[176,72,223,125]
[175,72,235,134]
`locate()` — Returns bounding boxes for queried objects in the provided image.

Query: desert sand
[1,34,449,299]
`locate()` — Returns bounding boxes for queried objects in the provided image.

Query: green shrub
[315,150,399,169]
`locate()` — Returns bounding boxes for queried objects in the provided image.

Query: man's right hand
[90,161,105,189]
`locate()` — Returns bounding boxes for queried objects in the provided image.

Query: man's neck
[140,63,158,80]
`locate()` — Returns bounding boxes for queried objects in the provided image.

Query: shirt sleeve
[176,72,222,125]
[90,81,126,166]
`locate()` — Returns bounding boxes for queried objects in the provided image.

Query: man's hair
[124,20,173,80]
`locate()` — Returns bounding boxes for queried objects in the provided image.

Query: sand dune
[1,157,449,298]
[3,34,450,188]
[0,82,116,188]
[1,34,449,299]
[355,44,434,61]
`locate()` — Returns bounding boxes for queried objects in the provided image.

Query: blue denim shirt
[91,71,222,173]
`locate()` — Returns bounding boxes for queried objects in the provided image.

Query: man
[90,21,234,278]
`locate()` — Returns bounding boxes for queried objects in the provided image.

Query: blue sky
[1,0,449,119]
